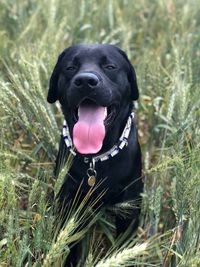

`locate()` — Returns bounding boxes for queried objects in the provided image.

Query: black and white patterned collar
[62,112,134,163]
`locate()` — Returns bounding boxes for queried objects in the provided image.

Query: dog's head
[47,44,139,155]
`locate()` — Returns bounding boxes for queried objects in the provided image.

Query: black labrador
[47,44,143,265]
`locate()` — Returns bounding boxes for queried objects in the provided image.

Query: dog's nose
[73,73,99,88]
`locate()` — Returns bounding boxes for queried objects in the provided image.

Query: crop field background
[0,0,199,266]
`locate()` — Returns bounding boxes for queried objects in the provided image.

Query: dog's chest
[66,154,133,203]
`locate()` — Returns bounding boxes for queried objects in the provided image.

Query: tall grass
[0,0,199,266]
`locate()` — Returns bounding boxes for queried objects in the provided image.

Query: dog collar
[62,112,134,163]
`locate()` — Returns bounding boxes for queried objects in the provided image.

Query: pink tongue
[73,105,107,154]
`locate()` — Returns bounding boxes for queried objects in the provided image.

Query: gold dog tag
[88,175,96,187]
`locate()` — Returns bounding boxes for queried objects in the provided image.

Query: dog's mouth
[72,98,116,154]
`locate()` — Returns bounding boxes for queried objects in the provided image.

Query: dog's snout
[74,73,99,88]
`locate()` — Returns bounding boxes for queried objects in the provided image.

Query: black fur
[48,44,143,266]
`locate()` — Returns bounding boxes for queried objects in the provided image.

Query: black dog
[47,44,143,265]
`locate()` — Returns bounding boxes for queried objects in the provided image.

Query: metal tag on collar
[87,158,96,187]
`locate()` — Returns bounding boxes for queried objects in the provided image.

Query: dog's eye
[66,66,76,71]
[104,65,116,70]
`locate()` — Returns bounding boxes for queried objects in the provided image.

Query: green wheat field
[0,0,199,266]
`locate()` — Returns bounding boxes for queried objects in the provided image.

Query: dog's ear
[47,51,66,103]
[128,64,139,100]
[117,48,139,100]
